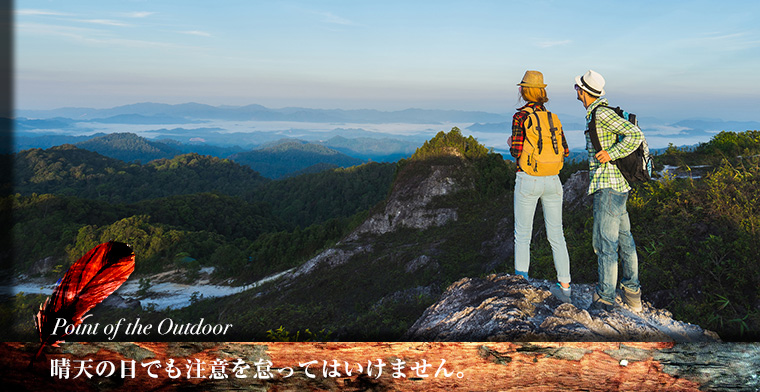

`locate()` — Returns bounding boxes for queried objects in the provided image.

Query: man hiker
[574,70,643,312]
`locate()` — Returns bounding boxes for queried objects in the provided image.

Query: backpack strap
[535,112,543,154]
[547,112,559,155]
[519,105,543,153]
[586,105,607,153]
[518,105,535,138]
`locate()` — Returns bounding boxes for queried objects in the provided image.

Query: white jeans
[513,171,571,283]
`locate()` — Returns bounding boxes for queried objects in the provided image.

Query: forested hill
[74,132,183,163]
[246,162,397,228]
[6,140,396,285]
[13,145,269,203]
[230,140,364,179]
[54,132,368,179]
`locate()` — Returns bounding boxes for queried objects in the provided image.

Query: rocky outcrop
[347,163,463,240]
[404,274,719,342]
[287,244,373,280]
[29,256,59,275]
[405,255,438,273]
[101,294,142,310]
[480,214,514,273]
[562,169,592,209]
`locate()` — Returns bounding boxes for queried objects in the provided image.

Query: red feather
[33,241,135,361]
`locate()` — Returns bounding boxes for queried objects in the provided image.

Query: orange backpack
[518,107,564,176]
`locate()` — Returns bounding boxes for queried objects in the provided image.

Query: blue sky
[14,1,760,121]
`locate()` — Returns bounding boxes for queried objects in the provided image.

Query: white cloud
[680,31,760,50]
[16,9,72,17]
[85,37,179,48]
[285,5,362,29]
[179,30,212,37]
[17,22,183,49]
[701,32,747,41]
[16,22,97,40]
[314,11,357,26]
[124,12,155,18]
[538,40,571,48]
[77,19,131,27]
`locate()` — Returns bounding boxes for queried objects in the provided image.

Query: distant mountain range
[16,103,760,133]
[16,102,512,124]
[13,117,77,130]
[87,113,204,125]
[14,131,418,172]
[10,102,760,161]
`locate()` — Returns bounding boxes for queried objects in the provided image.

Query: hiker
[574,70,643,312]
[507,70,572,304]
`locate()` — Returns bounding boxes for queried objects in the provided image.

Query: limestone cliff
[286,154,470,282]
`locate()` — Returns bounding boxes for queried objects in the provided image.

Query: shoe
[589,292,614,311]
[621,286,643,312]
[515,270,529,280]
[549,283,572,304]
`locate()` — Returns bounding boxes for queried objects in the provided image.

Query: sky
[13,0,760,122]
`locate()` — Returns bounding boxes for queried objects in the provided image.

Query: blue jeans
[514,172,571,283]
[592,188,640,304]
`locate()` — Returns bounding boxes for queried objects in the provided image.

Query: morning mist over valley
[14,101,760,161]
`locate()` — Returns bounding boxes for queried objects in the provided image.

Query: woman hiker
[507,70,572,303]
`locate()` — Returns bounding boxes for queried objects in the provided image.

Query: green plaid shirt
[585,98,644,194]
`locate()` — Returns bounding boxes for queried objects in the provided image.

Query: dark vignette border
[0,1,14,276]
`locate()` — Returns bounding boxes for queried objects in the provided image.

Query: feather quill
[33,241,135,362]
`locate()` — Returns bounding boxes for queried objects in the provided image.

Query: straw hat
[575,70,605,96]
[517,70,547,88]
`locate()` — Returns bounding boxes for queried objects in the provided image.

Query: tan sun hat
[517,70,547,88]
[575,70,605,96]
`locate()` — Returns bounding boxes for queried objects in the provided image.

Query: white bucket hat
[575,70,605,97]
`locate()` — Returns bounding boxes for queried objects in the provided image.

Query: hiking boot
[549,283,572,304]
[621,286,643,312]
[589,292,614,312]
